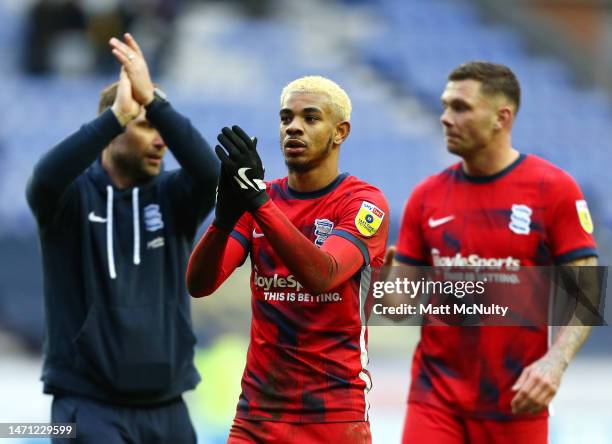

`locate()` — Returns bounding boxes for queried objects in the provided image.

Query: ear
[334,121,351,145]
[495,106,513,131]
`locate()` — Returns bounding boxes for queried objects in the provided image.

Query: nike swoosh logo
[237,167,257,191]
[428,215,454,228]
[252,229,264,238]
[235,167,266,191]
[88,211,107,223]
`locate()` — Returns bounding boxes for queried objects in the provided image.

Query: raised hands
[215,126,269,211]
[110,67,141,127]
[109,33,155,106]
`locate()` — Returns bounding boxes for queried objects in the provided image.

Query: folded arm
[252,200,365,295]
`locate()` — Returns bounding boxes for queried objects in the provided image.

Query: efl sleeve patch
[355,201,385,237]
[576,200,594,234]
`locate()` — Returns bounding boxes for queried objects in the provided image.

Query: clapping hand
[109,33,155,106]
[215,126,269,211]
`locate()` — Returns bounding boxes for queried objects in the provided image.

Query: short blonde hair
[280,75,352,121]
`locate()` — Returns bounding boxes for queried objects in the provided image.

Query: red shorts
[402,402,548,444]
[228,417,371,444]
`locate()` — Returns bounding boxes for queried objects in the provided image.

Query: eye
[280,115,291,124]
[304,115,319,123]
[452,102,469,112]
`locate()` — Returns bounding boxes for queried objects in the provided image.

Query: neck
[461,135,519,177]
[287,159,340,192]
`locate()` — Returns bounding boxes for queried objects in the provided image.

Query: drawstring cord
[106,186,116,279]
[106,186,141,279]
[132,187,141,265]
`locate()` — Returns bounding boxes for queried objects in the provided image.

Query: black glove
[215,125,269,211]
[212,166,245,232]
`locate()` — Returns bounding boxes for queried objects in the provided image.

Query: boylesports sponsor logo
[431,248,520,268]
[254,270,303,292]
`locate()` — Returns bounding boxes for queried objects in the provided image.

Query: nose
[152,132,165,150]
[440,109,452,128]
[285,119,303,136]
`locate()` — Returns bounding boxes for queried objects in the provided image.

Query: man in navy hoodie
[26,33,218,443]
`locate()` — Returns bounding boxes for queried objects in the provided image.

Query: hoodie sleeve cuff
[144,98,173,124]
[93,108,125,140]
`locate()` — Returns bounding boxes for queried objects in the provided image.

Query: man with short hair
[391,61,597,443]
[187,76,389,443]
[26,33,218,443]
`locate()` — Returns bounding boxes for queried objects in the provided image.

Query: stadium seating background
[0,0,610,442]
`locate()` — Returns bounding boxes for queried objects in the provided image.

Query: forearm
[549,325,592,370]
[26,109,122,216]
[253,200,362,295]
[145,100,219,187]
[547,256,599,367]
[187,224,243,297]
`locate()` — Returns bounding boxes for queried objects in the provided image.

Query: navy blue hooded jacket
[26,100,218,405]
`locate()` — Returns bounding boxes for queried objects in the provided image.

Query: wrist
[213,206,244,232]
[248,192,270,212]
[142,92,155,106]
[144,88,169,111]
[212,217,238,233]
[544,348,570,371]
[111,105,138,127]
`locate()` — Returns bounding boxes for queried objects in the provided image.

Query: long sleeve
[26,109,123,224]
[186,224,248,297]
[145,100,219,219]
[252,200,366,295]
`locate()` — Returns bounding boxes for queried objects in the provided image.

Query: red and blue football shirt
[230,173,389,422]
[395,154,597,419]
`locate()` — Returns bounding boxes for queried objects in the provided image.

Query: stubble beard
[112,150,159,183]
[285,136,333,173]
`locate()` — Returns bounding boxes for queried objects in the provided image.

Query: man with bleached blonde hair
[187,75,390,443]
[280,75,352,119]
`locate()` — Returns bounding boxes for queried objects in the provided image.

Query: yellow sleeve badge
[575,200,594,234]
[355,201,385,237]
